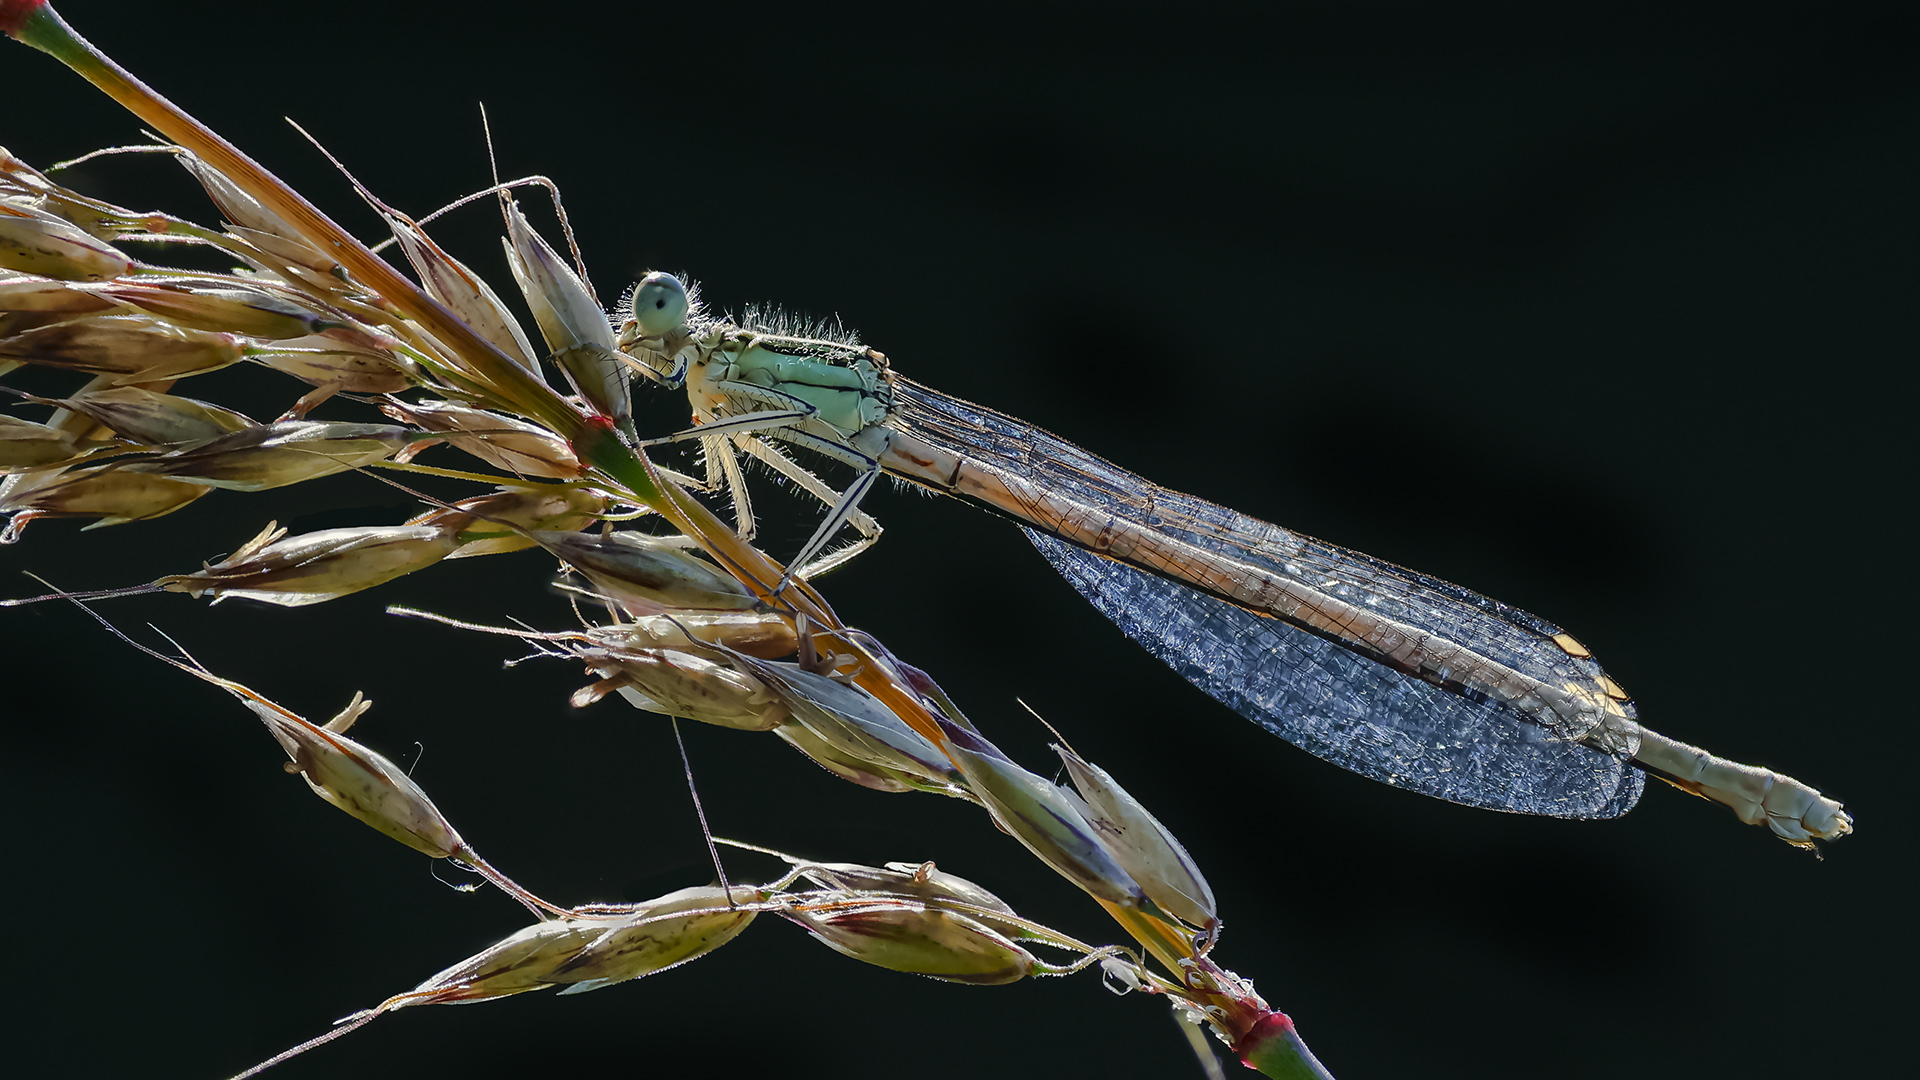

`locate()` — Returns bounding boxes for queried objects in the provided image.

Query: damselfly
[615,278,1850,845]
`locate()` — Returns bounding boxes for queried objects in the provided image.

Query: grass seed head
[0,315,244,382]
[405,917,615,1005]
[380,398,582,479]
[386,219,540,372]
[223,223,347,282]
[0,466,209,531]
[175,153,335,272]
[572,644,789,731]
[501,202,627,431]
[787,900,1038,985]
[0,274,119,315]
[57,385,255,448]
[92,280,338,340]
[546,884,763,995]
[793,858,1015,915]
[502,202,617,356]
[772,720,925,793]
[741,658,970,798]
[157,522,460,606]
[531,529,761,614]
[2,149,154,238]
[0,413,87,469]
[941,725,1149,911]
[121,420,416,490]
[0,206,132,280]
[413,485,608,558]
[615,610,799,659]
[252,333,418,394]
[1054,744,1219,936]
[242,690,467,859]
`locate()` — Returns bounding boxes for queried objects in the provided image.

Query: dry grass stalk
[1,3,1302,1075]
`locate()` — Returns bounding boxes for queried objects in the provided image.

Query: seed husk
[0,205,132,280]
[1054,744,1218,933]
[386,217,539,372]
[404,918,614,1004]
[616,610,798,659]
[381,397,581,478]
[410,485,608,558]
[93,279,337,340]
[531,528,760,613]
[157,521,460,606]
[941,723,1148,910]
[772,720,922,793]
[121,420,416,490]
[502,201,627,432]
[0,414,89,470]
[252,332,418,394]
[734,655,971,799]
[571,643,788,731]
[0,274,119,315]
[0,465,210,527]
[795,858,1014,915]
[176,153,337,273]
[0,315,244,382]
[248,689,467,859]
[546,884,763,995]
[789,901,1037,985]
[56,385,255,449]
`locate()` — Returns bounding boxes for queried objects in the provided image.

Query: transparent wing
[1032,532,1645,817]
[885,379,1645,816]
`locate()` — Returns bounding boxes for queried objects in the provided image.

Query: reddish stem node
[0,0,49,37]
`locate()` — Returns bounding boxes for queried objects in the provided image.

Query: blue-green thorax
[689,328,894,438]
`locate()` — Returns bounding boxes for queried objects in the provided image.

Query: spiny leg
[736,434,883,578]
[636,383,823,541]
[755,426,886,594]
[636,379,885,579]
[636,405,815,448]
[703,430,756,540]
[636,376,886,585]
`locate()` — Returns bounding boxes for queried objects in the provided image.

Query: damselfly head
[624,271,691,339]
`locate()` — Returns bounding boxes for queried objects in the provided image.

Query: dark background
[2,2,1909,1077]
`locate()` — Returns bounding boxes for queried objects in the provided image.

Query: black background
[2,2,1910,1077]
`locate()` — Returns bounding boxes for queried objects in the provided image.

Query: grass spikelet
[0,203,130,279]
[0,315,244,381]
[155,520,461,606]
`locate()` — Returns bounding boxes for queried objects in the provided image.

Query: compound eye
[630,271,690,337]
